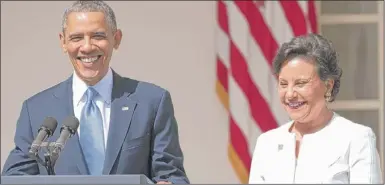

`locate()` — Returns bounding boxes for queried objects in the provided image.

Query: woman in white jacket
[248,34,383,184]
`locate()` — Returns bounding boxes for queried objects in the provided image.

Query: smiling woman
[273,34,341,134]
[248,33,383,184]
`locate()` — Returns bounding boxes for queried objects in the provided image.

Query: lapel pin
[122,106,129,111]
[278,144,283,151]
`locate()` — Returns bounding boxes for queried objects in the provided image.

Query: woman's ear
[324,79,334,102]
[325,79,335,93]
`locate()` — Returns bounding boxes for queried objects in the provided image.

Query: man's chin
[78,72,101,85]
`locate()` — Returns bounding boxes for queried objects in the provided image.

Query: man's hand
[156,181,172,184]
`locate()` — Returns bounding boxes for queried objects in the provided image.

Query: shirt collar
[72,68,113,106]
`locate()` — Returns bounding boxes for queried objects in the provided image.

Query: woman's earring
[325,91,332,102]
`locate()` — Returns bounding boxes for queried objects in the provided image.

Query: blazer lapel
[103,71,138,174]
[53,77,88,175]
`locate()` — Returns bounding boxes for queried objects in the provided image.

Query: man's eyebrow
[68,32,107,37]
[68,32,82,37]
[94,32,107,35]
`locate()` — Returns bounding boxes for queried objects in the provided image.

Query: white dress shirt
[248,112,383,184]
[72,68,113,148]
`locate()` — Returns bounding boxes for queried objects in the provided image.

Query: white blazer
[248,113,383,184]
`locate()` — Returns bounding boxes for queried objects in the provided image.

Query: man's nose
[80,38,94,53]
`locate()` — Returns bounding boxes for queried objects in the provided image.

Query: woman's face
[278,57,331,123]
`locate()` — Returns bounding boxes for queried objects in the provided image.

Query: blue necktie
[79,87,105,175]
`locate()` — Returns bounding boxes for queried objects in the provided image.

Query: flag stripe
[247,39,290,126]
[297,1,312,34]
[226,1,281,132]
[229,1,290,129]
[228,144,249,184]
[216,26,231,69]
[217,2,251,182]
[217,75,253,183]
[226,0,249,62]
[279,1,308,35]
[261,2,294,46]
[234,1,278,66]
[307,0,318,33]
[229,116,252,171]
[217,58,229,91]
[217,0,229,33]
[228,75,252,144]
[216,81,229,111]
[228,74,261,155]
[230,42,279,132]
[297,1,309,19]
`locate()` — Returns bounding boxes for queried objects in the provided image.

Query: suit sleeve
[150,90,190,184]
[2,100,40,175]
[348,127,383,184]
[248,134,266,184]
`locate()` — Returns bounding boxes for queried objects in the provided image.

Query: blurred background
[1,1,383,183]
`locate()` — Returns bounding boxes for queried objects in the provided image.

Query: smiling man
[2,1,189,184]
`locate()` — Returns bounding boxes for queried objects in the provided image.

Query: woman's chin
[288,111,309,122]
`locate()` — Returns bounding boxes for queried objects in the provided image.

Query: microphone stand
[44,153,55,175]
[29,141,59,175]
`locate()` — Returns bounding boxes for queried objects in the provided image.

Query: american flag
[215,1,318,183]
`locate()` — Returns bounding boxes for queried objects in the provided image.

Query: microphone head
[41,117,58,136]
[62,116,80,134]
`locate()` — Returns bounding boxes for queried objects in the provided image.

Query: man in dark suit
[2,1,189,184]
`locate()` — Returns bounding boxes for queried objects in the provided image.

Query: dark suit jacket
[2,70,189,184]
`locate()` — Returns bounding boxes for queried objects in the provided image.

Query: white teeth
[288,102,304,109]
[80,56,99,63]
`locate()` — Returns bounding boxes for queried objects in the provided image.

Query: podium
[1,174,154,184]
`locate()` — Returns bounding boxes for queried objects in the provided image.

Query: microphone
[29,117,58,155]
[53,116,80,154]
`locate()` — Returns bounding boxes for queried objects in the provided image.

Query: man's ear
[59,32,67,53]
[113,29,123,50]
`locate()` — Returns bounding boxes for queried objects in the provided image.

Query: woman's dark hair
[272,33,343,102]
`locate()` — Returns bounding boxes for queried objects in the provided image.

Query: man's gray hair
[62,1,117,33]
[272,33,343,102]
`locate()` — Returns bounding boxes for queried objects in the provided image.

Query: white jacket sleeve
[348,127,383,184]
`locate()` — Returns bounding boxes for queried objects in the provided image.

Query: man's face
[60,11,122,85]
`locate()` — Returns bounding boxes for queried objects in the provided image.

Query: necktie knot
[86,87,98,103]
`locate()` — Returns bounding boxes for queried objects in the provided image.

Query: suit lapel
[53,77,88,175]
[103,71,138,174]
